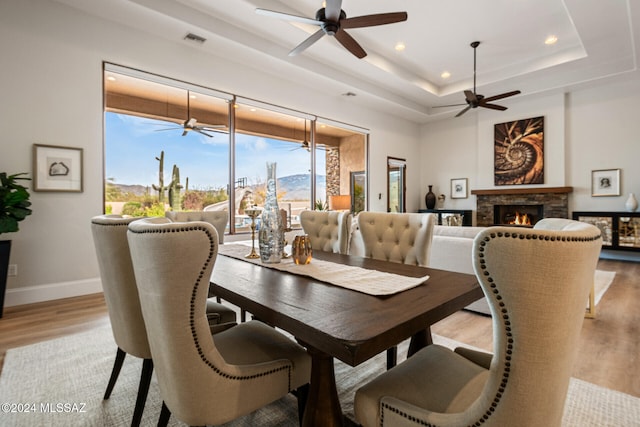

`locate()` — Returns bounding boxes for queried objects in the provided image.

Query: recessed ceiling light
[394,42,406,52]
[106,75,116,82]
[440,71,451,79]
[250,108,257,112]
[189,94,197,99]
[545,35,558,45]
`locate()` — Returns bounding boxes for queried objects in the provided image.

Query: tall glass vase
[259,162,284,263]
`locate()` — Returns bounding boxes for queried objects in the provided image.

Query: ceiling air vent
[184,33,206,44]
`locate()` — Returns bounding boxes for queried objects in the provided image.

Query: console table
[572,211,640,252]
[418,209,473,226]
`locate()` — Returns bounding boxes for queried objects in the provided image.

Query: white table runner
[217,243,429,296]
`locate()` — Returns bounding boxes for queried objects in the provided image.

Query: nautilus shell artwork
[494,116,544,185]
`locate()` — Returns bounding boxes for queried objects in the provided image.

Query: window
[103,63,367,234]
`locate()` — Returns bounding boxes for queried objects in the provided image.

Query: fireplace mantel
[471,186,573,196]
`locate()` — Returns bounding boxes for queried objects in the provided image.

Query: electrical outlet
[8,264,17,277]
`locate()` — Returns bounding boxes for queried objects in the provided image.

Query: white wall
[0,0,420,305]
[420,76,640,222]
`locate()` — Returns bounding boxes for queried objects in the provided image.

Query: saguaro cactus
[168,164,183,210]
[152,151,167,203]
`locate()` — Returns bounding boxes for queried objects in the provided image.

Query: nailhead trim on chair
[380,228,601,427]
[130,224,293,391]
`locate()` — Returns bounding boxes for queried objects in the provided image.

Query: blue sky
[105,112,325,190]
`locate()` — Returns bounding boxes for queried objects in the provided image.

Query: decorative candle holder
[292,235,313,265]
[245,207,263,259]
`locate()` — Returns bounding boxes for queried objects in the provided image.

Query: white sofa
[429,225,490,315]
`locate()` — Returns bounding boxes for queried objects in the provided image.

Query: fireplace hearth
[471,187,572,227]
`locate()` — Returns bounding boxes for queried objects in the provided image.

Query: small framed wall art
[451,178,468,199]
[33,144,83,192]
[591,168,620,197]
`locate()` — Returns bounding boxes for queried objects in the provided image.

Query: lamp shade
[329,195,351,211]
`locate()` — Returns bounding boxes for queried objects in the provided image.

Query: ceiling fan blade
[464,90,477,103]
[325,0,343,22]
[181,129,188,137]
[433,103,467,108]
[481,90,521,103]
[334,29,367,58]
[455,105,472,117]
[480,103,507,111]
[193,128,214,137]
[289,29,325,56]
[255,8,320,26]
[341,12,408,29]
[200,125,226,131]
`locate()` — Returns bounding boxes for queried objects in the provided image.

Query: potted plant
[0,172,32,317]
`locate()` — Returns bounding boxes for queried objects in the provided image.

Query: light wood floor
[1,259,638,398]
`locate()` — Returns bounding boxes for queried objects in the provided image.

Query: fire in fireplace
[494,204,544,226]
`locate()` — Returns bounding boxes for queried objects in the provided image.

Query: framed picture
[451,178,468,199]
[591,169,620,197]
[494,116,544,185]
[33,144,83,192]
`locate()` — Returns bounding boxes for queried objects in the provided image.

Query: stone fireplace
[471,187,573,227]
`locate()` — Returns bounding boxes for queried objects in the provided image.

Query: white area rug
[1,323,638,426]
[593,270,616,306]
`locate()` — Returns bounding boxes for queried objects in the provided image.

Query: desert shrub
[182,191,204,211]
[121,201,143,216]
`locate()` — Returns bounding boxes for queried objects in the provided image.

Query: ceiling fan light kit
[437,41,521,117]
[256,0,407,59]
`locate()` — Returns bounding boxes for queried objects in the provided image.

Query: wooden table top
[210,250,482,366]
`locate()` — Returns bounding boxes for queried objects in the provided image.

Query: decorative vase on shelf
[625,193,638,212]
[259,162,284,263]
[425,185,436,210]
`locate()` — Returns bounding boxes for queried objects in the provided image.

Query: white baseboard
[4,277,103,307]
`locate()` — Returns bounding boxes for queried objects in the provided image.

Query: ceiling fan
[154,91,225,137]
[290,120,326,151]
[437,41,521,117]
[255,0,407,59]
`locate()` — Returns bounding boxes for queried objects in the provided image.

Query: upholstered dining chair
[91,215,238,426]
[164,211,238,321]
[353,212,436,267]
[91,215,152,427]
[351,211,437,369]
[354,218,602,427]
[126,218,311,426]
[165,210,228,244]
[299,210,351,254]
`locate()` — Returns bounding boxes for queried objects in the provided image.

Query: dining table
[210,244,483,427]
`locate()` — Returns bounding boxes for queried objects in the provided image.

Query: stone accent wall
[326,148,340,197]
[476,192,569,226]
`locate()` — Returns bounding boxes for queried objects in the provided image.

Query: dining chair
[354,212,436,267]
[299,210,351,254]
[91,215,238,426]
[354,218,602,427]
[165,210,228,244]
[164,211,238,322]
[126,218,311,426]
[352,211,437,369]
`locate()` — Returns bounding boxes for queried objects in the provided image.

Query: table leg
[407,326,433,358]
[302,346,343,427]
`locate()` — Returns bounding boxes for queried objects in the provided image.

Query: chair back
[299,210,351,254]
[355,212,436,266]
[127,218,292,424]
[465,218,602,426]
[165,211,228,243]
[90,215,150,359]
